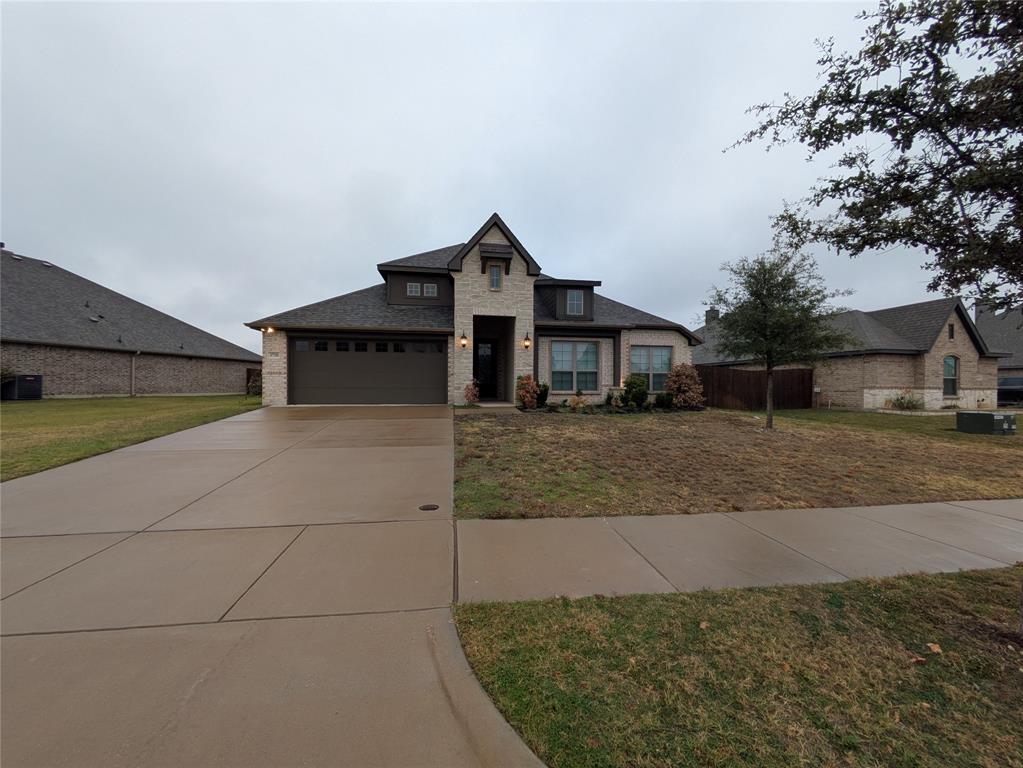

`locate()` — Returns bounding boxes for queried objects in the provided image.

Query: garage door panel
[290,338,447,404]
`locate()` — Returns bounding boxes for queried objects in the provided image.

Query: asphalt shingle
[1,251,260,362]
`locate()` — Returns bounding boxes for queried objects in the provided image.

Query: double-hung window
[406,283,421,297]
[943,355,959,396]
[566,289,584,316]
[551,341,598,392]
[631,346,672,391]
[488,264,502,291]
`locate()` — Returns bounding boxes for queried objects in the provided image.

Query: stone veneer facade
[260,330,289,406]
[1,341,257,397]
[449,225,536,405]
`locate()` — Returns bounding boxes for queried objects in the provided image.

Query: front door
[474,339,498,399]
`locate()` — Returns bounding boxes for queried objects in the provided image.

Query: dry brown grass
[454,410,1023,518]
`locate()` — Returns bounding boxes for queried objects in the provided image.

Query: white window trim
[406,282,422,297]
[550,340,600,393]
[566,289,584,316]
[423,283,438,297]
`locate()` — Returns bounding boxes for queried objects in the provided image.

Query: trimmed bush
[516,374,540,409]
[664,363,705,409]
[536,383,550,408]
[464,380,480,405]
[624,374,649,408]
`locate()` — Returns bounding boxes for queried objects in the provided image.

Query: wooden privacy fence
[696,366,814,410]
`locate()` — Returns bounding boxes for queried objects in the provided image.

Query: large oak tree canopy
[736,0,1023,311]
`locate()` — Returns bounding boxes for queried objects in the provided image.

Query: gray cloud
[2,1,938,353]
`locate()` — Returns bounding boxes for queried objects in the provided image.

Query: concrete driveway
[1,406,541,768]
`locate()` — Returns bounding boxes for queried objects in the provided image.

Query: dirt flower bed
[454,410,1023,519]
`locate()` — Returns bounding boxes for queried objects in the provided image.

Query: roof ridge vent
[41,261,54,268]
[88,316,101,322]
[9,253,23,261]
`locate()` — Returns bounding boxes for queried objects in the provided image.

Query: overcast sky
[2,1,942,354]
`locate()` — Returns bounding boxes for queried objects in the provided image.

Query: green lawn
[456,566,1023,768]
[0,395,261,481]
[775,408,993,440]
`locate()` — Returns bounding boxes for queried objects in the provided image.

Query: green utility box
[956,411,1017,435]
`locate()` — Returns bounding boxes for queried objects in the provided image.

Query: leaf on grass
[926,643,942,654]
[699,621,710,630]
[910,655,927,665]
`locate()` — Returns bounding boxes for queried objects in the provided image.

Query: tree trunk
[765,366,774,430]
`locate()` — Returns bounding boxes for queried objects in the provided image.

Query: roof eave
[376,264,450,277]
[1,335,261,363]
[243,324,455,335]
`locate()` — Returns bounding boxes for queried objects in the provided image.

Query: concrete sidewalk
[457,499,1023,602]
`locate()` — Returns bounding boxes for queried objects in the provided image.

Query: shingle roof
[246,284,453,332]
[377,244,463,271]
[692,296,995,365]
[535,288,700,342]
[1,250,261,362]
[974,306,1023,368]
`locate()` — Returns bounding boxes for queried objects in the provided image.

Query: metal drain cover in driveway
[419,504,440,511]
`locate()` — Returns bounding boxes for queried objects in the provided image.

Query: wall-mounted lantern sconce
[459,332,468,349]
[523,333,531,350]
[265,327,275,334]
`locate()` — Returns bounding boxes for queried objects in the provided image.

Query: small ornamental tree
[515,374,540,409]
[664,363,705,409]
[709,245,851,429]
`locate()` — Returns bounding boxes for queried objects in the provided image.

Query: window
[423,283,438,297]
[551,341,599,392]
[948,322,955,340]
[488,264,502,291]
[406,283,421,297]
[631,346,672,391]
[393,342,406,353]
[375,342,389,353]
[566,289,584,316]
[943,355,959,396]
[354,342,367,352]
[336,341,349,352]
[294,340,310,352]
[314,340,328,352]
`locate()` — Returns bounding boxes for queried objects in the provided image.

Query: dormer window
[406,282,421,297]
[566,289,584,316]
[488,264,502,291]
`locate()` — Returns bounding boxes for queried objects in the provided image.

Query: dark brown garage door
[289,337,447,404]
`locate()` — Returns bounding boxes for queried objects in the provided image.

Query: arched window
[943,355,959,396]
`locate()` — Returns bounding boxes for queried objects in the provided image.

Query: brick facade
[1,341,256,397]
[536,335,616,403]
[621,329,693,387]
[450,225,536,404]
[260,331,289,406]
[728,309,997,410]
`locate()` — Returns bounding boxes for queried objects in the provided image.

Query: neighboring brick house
[1,249,261,397]
[974,304,1023,405]
[694,297,1004,410]
[248,213,700,405]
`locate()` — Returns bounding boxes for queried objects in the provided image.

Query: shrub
[568,394,588,412]
[246,370,263,397]
[536,382,550,408]
[654,392,674,409]
[624,374,649,408]
[516,374,540,409]
[664,363,705,409]
[887,389,923,410]
[464,379,480,405]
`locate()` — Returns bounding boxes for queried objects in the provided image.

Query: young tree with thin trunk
[708,246,851,429]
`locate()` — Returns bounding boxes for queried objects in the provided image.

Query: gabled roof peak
[447,213,542,276]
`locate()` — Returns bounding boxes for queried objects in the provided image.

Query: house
[247,213,700,405]
[1,249,261,397]
[693,297,1003,410]
[974,304,1023,405]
